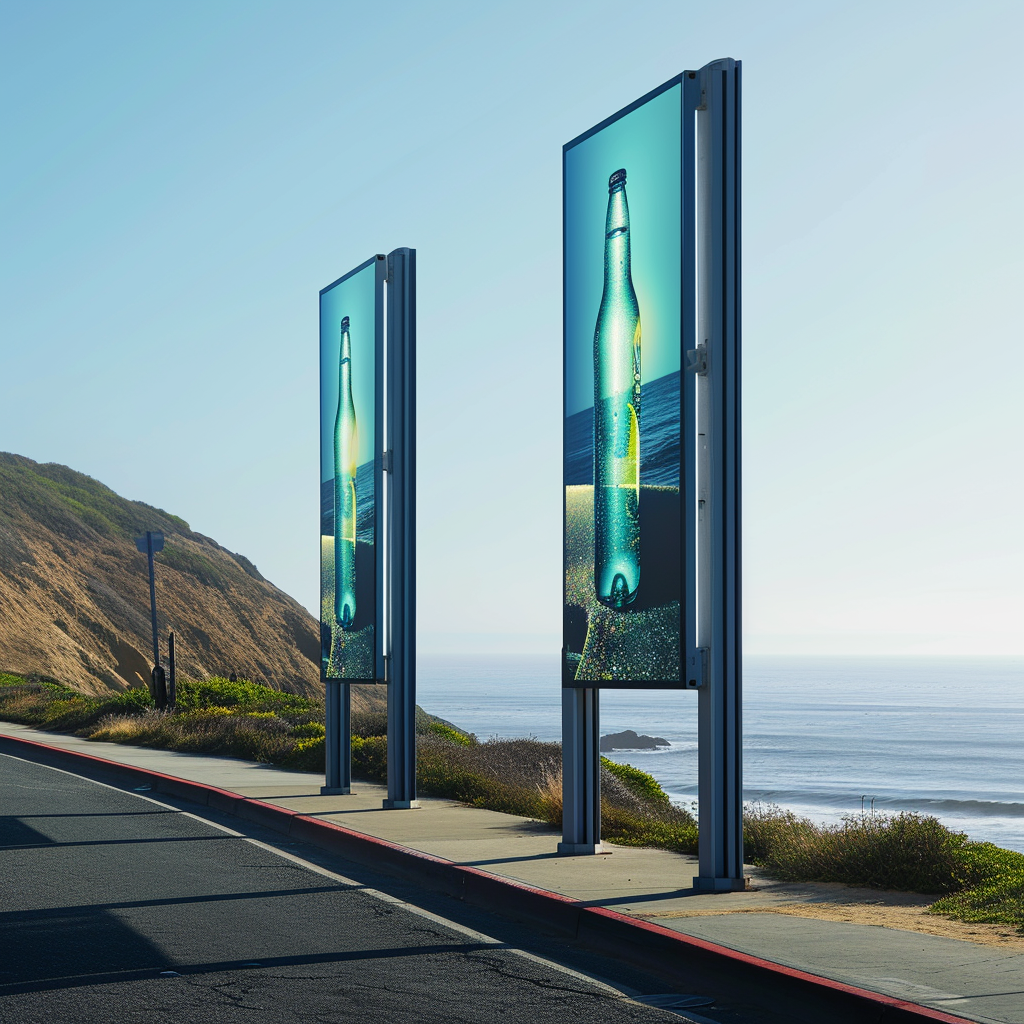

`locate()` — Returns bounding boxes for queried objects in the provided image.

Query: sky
[1,0,1021,657]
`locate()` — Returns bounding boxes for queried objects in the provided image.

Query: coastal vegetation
[1,670,1021,932]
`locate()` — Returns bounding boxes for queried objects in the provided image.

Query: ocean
[320,460,375,544]
[417,654,1024,853]
[565,368,680,487]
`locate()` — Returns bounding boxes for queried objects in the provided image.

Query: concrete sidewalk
[1,722,1020,1024]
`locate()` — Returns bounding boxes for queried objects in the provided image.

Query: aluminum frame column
[694,58,746,892]
[384,247,419,810]
[322,680,351,794]
[558,686,602,854]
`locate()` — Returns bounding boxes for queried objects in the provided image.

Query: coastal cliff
[0,452,380,713]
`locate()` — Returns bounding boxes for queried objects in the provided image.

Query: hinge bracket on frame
[686,647,709,689]
[686,69,708,111]
[685,342,708,375]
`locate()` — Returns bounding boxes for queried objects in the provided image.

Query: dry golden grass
[89,715,147,741]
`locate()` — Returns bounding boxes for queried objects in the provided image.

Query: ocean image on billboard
[320,262,377,681]
[564,83,682,684]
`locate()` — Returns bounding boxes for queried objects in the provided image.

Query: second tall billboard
[564,78,684,687]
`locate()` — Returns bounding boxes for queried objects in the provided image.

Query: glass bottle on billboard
[593,168,641,609]
[333,315,358,629]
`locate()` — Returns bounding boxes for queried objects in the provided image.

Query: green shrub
[351,734,388,782]
[929,843,1024,930]
[417,736,546,816]
[601,757,670,805]
[281,735,326,772]
[744,805,989,896]
[90,707,296,764]
[427,721,475,746]
[603,807,699,854]
[351,709,388,738]
[0,679,154,733]
[174,677,316,715]
[743,802,818,864]
[291,721,326,740]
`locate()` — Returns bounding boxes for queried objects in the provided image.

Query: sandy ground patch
[635,879,1024,950]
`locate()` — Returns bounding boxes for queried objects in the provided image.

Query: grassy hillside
[0,453,378,709]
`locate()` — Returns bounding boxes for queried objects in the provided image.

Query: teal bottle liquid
[593,168,641,609]
[333,316,358,628]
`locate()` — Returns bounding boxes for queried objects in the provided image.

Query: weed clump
[741,802,1024,931]
[744,803,970,893]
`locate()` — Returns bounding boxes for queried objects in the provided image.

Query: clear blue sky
[2,1,1020,656]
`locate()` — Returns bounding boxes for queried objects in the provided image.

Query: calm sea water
[320,461,374,543]
[417,654,1024,853]
[565,369,680,487]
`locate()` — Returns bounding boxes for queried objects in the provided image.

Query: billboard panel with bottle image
[564,80,683,686]
[320,258,383,682]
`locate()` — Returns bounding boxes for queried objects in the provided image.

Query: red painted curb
[576,907,974,1024]
[0,733,979,1024]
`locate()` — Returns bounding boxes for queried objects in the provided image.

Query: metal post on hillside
[167,630,177,708]
[135,531,167,709]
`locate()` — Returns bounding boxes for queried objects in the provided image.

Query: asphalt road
[0,755,737,1024]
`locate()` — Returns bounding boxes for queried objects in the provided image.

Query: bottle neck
[603,186,631,287]
[339,331,352,391]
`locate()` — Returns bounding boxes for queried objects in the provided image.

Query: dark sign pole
[167,630,177,708]
[135,531,166,709]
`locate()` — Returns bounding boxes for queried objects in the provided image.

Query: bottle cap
[340,316,350,330]
[608,168,627,190]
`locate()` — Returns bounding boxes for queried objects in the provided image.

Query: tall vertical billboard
[564,79,684,687]
[320,257,384,683]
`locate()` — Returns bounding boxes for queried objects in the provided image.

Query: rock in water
[600,729,670,752]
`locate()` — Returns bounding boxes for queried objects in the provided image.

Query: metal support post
[167,631,177,708]
[146,551,159,668]
[135,531,165,706]
[383,246,419,810]
[693,58,746,892]
[140,531,161,668]
[322,680,351,794]
[558,686,602,854]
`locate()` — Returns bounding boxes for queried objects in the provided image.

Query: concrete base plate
[320,786,351,795]
[692,875,751,892]
[382,799,421,809]
[556,841,610,855]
